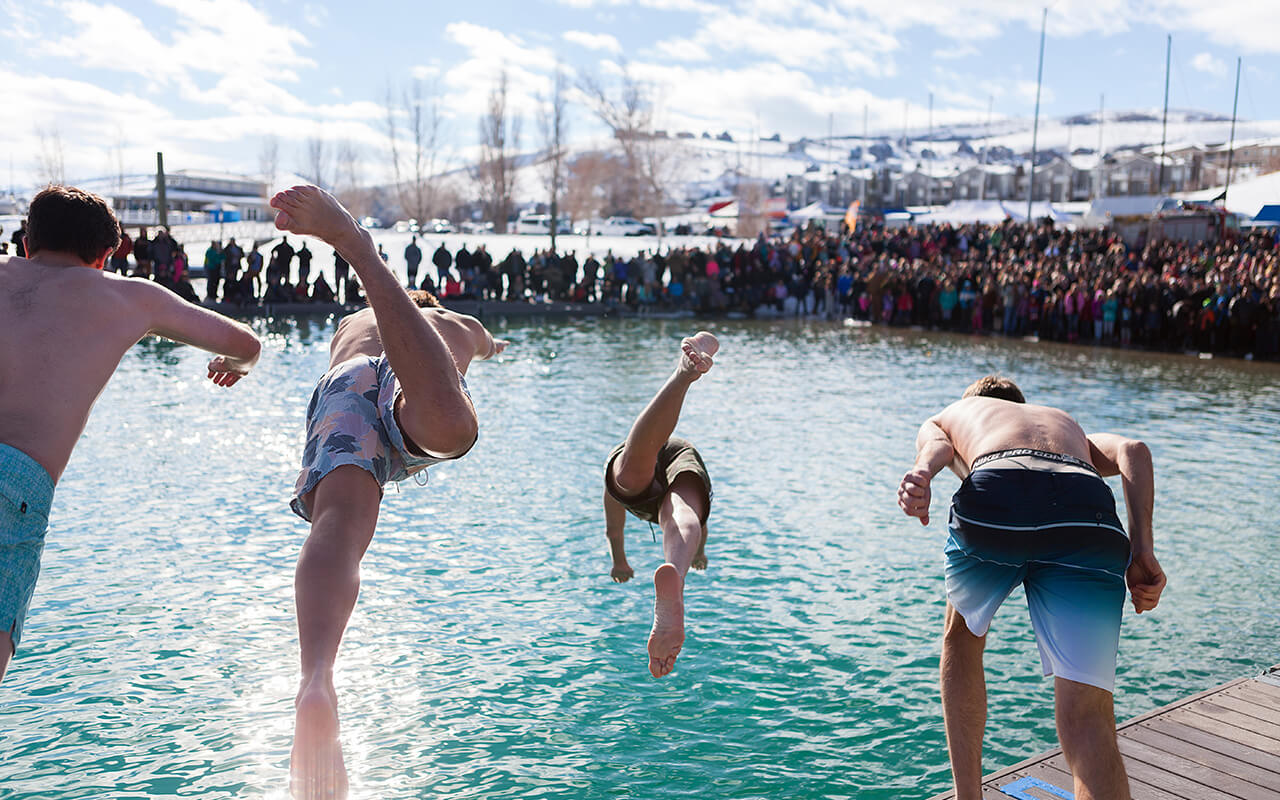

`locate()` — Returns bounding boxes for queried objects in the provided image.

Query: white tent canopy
[789,201,844,222]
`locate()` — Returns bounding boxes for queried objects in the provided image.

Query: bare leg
[291,465,382,800]
[271,186,476,457]
[691,523,708,570]
[648,476,707,678]
[603,489,633,583]
[0,632,10,682]
[940,603,987,800]
[611,332,718,495]
[1055,678,1131,800]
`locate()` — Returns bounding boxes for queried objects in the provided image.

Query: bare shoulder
[931,397,977,425]
[337,307,375,330]
[425,306,485,336]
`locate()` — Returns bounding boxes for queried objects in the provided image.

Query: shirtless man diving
[0,185,261,683]
[897,376,1167,800]
[604,332,716,679]
[272,185,505,800]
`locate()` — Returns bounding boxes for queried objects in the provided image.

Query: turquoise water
[3,318,1278,799]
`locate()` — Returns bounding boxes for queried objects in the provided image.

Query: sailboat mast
[1158,34,1171,194]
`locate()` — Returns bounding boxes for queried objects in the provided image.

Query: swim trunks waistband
[970,448,1098,475]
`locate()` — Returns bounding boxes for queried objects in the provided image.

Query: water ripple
[1,318,1277,798]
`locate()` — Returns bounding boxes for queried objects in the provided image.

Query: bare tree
[34,126,65,185]
[564,151,618,245]
[334,138,369,217]
[386,79,447,225]
[258,134,280,197]
[580,67,686,244]
[301,136,330,190]
[734,178,768,238]
[475,67,521,234]
[538,64,569,252]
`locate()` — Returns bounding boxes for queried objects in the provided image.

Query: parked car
[429,218,456,234]
[393,219,420,233]
[460,220,494,234]
[514,214,572,235]
[358,216,384,229]
[596,216,657,236]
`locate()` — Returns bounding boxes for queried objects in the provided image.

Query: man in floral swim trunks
[272,185,505,799]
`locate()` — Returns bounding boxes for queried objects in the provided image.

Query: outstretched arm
[464,316,507,361]
[1089,433,1165,613]
[604,489,633,583]
[136,279,261,386]
[897,417,956,526]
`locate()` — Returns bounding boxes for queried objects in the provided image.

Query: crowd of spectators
[410,219,1278,360]
[44,217,1280,361]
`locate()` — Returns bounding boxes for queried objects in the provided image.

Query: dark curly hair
[25,185,121,264]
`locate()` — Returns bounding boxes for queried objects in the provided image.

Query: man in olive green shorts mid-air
[604,332,716,678]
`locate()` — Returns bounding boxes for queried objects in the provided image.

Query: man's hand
[490,338,509,358]
[898,468,933,525]
[206,355,250,387]
[611,562,634,583]
[1126,551,1166,613]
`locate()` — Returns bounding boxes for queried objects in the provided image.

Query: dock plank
[1191,700,1280,740]
[925,666,1280,800]
[1123,725,1280,794]
[1225,684,1280,715]
[1117,734,1280,799]
[1170,707,1280,754]
[1142,717,1280,774]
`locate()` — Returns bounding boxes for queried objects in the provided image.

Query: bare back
[328,307,489,374]
[931,397,1093,478]
[0,255,259,482]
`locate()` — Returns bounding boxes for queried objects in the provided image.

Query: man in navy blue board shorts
[603,332,716,680]
[897,375,1166,800]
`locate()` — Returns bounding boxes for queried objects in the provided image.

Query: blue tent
[1253,204,1280,224]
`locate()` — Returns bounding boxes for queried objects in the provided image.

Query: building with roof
[83,170,269,228]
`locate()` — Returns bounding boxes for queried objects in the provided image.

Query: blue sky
[2,0,1277,191]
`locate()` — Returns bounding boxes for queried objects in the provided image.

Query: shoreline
[201,298,1280,365]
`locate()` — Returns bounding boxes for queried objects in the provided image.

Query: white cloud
[1191,51,1228,78]
[440,22,563,122]
[1156,0,1280,54]
[935,43,980,60]
[554,0,716,11]
[652,6,897,78]
[563,30,621,53]
[302,3,329,27]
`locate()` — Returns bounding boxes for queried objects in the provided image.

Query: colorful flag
[844,200,861,230]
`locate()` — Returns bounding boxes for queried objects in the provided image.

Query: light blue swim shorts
[945,449,1131,693]
[291,355,472,521]
[0,443,56,654]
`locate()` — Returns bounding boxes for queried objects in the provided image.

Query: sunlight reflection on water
[2,317,1277,798]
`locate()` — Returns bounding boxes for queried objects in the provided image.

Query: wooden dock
[928,665,1280,799]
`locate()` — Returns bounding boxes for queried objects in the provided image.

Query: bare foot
[611,562,635,583]
[270,185,361,249]
[291,680,348,800]
[647,563,685,678]
[677,331,719,381]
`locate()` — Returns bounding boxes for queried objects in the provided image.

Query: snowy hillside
[498,109,1280,208]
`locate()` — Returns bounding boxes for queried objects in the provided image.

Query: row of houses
[782,138,1280,211]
